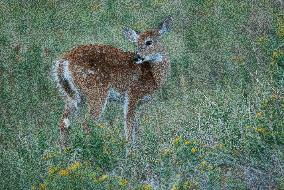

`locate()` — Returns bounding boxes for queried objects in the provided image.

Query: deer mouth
[134,53,163,64]
[134,54,145,64]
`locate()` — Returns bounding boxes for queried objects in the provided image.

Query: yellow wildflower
[143,115,150,123]
[143,184,153,190]
[97,174,109,182]
[48,166,58,175]
[273,51,280,58]
[191,147,198,154]
[91,3,102,12]
[256,34,268,44]
[43,152,55,160]
[171,185,178,190]
[256,111,263,118]
[277,26,284,37]
[153,0,165,5]
[271,95,277,100]
[63,147,71,153]
[98,123,104,128]
[201,160,208,167]
[67,161,81,171]
[256,127,268,134]
[173,136,181,144]
[272,50,283,61]
[39,183,46,190]
[119,178,128,186]
[184,140,191,145]
[217,143,225,149]
[162,148,172,156]
[59,169,69,177]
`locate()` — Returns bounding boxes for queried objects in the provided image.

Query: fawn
[52,16,172,147]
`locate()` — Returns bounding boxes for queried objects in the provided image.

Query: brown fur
[62,44,169,143]
[54,16,172,147]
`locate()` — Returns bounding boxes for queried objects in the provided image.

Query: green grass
[1,0,284,189]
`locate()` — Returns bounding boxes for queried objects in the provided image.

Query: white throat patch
[145,54,163,63]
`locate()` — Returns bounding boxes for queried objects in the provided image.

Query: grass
[1,0,284,189]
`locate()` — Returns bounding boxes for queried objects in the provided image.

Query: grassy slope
[1,0,284,189]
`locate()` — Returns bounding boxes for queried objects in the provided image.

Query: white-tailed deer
[52,16,172,147]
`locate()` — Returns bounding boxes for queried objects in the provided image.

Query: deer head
[123,16,173,64]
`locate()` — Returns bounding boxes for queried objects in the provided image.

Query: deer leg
[82,113,91,134]
[124,92,139,145]
[59,97,78,148]
[84,85,110,128]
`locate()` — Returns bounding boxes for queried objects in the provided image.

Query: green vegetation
[1,0,284,189]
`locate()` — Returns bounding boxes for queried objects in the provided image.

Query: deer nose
[134,54,144,63]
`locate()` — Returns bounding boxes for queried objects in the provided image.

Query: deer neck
[150,55,170,88]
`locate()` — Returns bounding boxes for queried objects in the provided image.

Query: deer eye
[145,40,153,46]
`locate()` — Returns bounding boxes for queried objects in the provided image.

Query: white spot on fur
[141,95,152,102]
[124,27,138,42]
[145,54,163,63]
[123,92,129,139]
[51,60,81,111]
[131,119,138,144]
[99,90,110,119]
[82,73,87,79]
[135,59,143,64]
[88,69,95,75]
[62,60,81,109]
[62,61,72,81]
[51,60,61,88]
[132,74,139,81]
[153,54,163,62]
[51,60,69,98]
[109,87,122,101]
[63,118,70,128]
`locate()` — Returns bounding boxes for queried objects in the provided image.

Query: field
[1,0,284,189]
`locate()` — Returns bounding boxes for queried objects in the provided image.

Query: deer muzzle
[134,54,144,64]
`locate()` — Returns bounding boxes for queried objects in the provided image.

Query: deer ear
[158,16,173,35]
[123,27,138,42]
